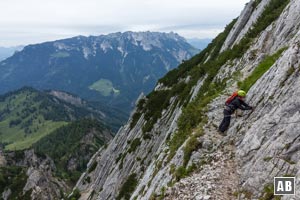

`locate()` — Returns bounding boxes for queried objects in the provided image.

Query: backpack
[225,91,238,105]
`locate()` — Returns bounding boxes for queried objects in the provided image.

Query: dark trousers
[219,109,232,132]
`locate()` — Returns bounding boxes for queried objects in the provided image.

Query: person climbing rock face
[218,90,253,134]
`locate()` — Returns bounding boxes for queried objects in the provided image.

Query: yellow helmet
[237,90,246,97]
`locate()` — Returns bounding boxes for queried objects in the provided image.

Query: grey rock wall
[74,0,300,199]
[1,149,69,200]
[221,0,255,52]
[232,38,300,198]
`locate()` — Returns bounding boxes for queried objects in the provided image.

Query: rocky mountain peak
[53,31,190,54]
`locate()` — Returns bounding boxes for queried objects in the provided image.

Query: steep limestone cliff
[1,149,69,200]
[75,0,300,199]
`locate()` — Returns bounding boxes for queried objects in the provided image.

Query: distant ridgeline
[0,31,197,113]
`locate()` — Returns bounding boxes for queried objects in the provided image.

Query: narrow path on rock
[165,129,239,200]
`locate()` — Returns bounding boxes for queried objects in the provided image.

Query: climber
[218,90,253,134]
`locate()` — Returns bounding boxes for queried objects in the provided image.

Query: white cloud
[0,0,249,46]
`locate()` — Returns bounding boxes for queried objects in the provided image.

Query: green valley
[89,79,120,96]
[0,87,114,150]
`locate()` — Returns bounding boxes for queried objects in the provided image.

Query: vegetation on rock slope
[34,119,112,183]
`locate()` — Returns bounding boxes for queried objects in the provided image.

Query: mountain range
[0,32,197,113]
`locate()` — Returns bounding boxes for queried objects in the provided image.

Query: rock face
[221,0,272,51]
[0,119,113,199]
[74,0,300,199]
[165,149,238,200]
[1,149,69,200]
[74,93,187,199]
[220,0,255,52]
[22,150,69,200]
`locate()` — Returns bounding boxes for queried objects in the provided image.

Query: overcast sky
[0,0,249,47]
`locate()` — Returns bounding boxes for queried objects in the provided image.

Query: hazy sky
[0,0,249,47]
